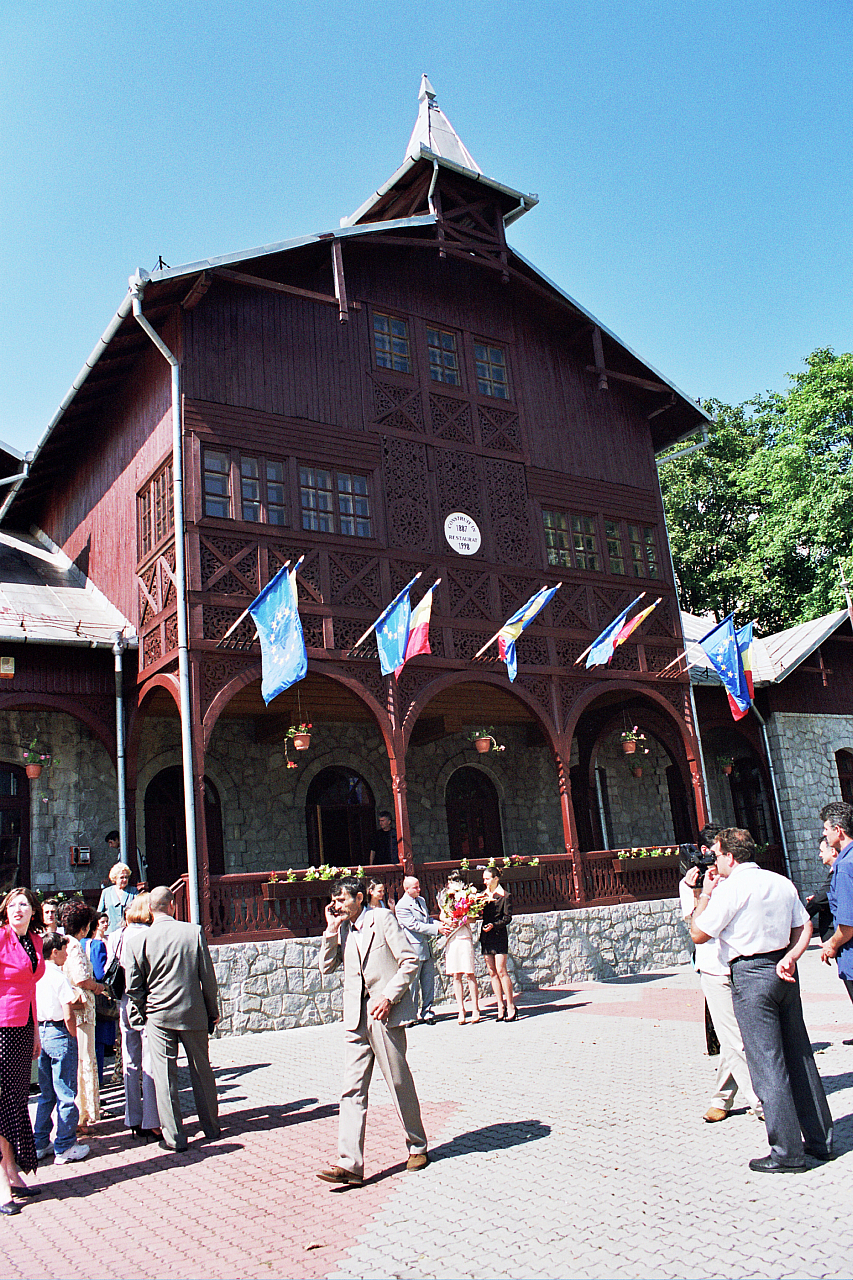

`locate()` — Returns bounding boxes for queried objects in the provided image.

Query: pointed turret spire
[404,74,481,173]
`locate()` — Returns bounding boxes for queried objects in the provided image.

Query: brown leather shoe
[316,1165,363,1187]
[406,1152,429,1171]
[703,1107,729,1123]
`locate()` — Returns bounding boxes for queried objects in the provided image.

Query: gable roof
[0,530,135,648]
[682,608,850,687]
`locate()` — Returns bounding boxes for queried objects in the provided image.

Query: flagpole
[217,555,304,647]
[574,592,646,665]
[349,571,422,652]
[473,583,561,660]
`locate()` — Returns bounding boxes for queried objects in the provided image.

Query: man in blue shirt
[819,801,853,1044]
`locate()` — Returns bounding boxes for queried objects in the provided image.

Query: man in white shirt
[690,827,832,1172]
[34,933,89,1164]
[679,826,762,1123]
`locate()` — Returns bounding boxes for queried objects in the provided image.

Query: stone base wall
[210,899,692,1036]
[765,712,853,897]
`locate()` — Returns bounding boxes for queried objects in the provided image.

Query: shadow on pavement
[430,1119,551,1160]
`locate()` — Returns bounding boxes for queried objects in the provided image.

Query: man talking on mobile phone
[317,876,428,1187]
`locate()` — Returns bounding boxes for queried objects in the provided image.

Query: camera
[678,843,715,879]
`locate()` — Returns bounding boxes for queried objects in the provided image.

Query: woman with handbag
[109,893,159,1139]
[0,888,45,1212]
[60,903,107,1134]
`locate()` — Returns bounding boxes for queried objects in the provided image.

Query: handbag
[103,930,126,1000]
[95,988,119,1020]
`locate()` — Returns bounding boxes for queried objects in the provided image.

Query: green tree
[659,349,853,633]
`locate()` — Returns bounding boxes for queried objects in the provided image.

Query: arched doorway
[0,764,29,892]
[144,767,224,887]
[445,766,503,862]
[836,749,853,805]
[306,767,375,866]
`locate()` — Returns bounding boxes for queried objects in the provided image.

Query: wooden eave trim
[526,467,661,520]
[211,267,361,310]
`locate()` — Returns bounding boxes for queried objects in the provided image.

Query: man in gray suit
[125,885,220,1152]
[317,876,429,1187]
[395,876,441,1023]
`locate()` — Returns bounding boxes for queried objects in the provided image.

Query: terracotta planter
[631,765,643,778]
[474,737,492,753]
[496,864,542,881]
[292,733,311,751]
[622,740,636,755]
[722,765,733,775]
[25,763,42,779]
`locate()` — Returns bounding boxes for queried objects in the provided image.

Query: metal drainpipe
[112,632,128,868]
[129,271,200,924]
[749,705,792,878]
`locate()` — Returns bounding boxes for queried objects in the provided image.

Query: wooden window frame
[138,459,175,559]
[425,324,463,388]
[372,309,414,377]
[298,464,373,540]
[471,336,511,401]
[541,506,601,573]
[201,446,289,527]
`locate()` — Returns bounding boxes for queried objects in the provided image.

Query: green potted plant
[284,722,313,767]
[620,727,647,756]
[469,727,505,754]
[717,754,734,776]
[22,739,52,780]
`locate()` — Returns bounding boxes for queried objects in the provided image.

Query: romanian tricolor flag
[611,598,661,660]
[498,585,559,682]
[394,582,438,677]
[736,622,755,700]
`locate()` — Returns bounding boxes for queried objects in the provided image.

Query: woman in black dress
[480,867,517,1021]
[0,887,45,1212]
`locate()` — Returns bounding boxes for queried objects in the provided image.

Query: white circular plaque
[444,512,481,556]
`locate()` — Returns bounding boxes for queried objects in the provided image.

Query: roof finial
[405,74,481,173]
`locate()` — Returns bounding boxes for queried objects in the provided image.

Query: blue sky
[2,0,851,455]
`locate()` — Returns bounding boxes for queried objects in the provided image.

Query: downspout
[749,705,792,879]
[427,159,439,215]
[112,632,128,868]
[129,270,200,924]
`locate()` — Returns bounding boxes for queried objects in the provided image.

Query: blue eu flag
[248,563,307,705]
[698,614,751,720]
[374,576,420,676]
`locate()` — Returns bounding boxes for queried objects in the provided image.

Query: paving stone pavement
[4,940,852,1280]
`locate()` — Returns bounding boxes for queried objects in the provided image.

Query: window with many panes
[299,466,372,538]
[202,449,288,525]
[542,509,600,571]
[628,524,659,578]
[373,312,411,373]
[605,520,625,575]
[426,327,460,385]
[474,342,509,399]
[139,461,174,557]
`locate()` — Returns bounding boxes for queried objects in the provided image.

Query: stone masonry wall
[764,711,853,896]
[210,899,691,1035]
[0,709,117,894]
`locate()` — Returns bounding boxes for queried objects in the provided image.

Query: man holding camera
[317,876,429,1187]
[690,827,832,1172]
[679,825,763,1123]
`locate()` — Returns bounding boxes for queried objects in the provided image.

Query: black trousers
[730,954,832,1164]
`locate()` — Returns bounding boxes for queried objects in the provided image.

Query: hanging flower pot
[292,733,311,751]
[622,740,636,756]
[631,764,643,779]
[717,755,734,776]
[621,727,646,755]
[25,763,42,780]
[474,737,492,753]
[723,764,733,775]
[469,728,505,755]
[284,722,313,766]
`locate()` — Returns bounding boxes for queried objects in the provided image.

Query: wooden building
[0,78,715,928]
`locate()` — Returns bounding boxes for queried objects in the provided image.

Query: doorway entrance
[144,767,224,887]
[305,767,375,866]
[0,764,29,892]
[445,766,503,862]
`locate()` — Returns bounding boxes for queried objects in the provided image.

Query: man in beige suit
[318,876,429,1187]
[125,885,220,1152]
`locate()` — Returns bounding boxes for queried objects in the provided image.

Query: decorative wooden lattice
[447,567,494,621]
[382,437,434,553]
[333,617,375,653]
[199,534,260,595]
[203,606,255,644]
[516,674,555,726]
[453,627,497,662]
[143,629,162,669]
[497,573,539,619]
[554,638,589,670]
[429,393,474,444]
[164,613,179,654]
[434,449,483,520]
[371,378,425,433]
[301,614,326,650]
[644,597,674,638]
[643,643,681,674]
[560,678,592,730]
[202,655,254,716]
[484,459,534,566]
[516,635,550,668]
[478,405,523,454]
[329,552,382,609]
[551,586,593,631]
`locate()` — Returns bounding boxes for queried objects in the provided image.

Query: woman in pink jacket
[0,888,45,1213]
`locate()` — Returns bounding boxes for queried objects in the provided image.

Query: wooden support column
[331,240,349,323]
[555,745,585,903]
[189,655,212,933]
[386,676,414,875]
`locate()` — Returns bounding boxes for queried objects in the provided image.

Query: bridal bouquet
[438,883,484,924]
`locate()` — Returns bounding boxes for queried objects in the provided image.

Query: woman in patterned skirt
[0,887,45,1213]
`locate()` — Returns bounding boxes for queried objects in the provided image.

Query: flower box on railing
[613,854,680,873]
[261,880,318,901]
[495,864,543,881]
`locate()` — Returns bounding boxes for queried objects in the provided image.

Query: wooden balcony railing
[170,845,786,944]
